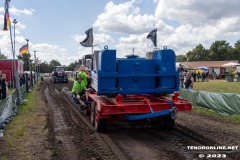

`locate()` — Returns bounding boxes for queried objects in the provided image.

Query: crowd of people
[177,63,212,90]
[0,71,32,100]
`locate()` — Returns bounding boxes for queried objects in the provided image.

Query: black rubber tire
[95,118,108,132]
[84,109,91,116]
[90,102,96,126]
[163,114,175,129]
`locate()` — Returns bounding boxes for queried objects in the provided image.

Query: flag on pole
[80,28,93,47]
[147,29,157,47]
[19,44,29,54]
[3,0,11,31]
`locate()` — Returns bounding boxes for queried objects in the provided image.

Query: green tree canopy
[186,44,209,61]
[49,59,61,66]
[208,40,231,61]
[233,39,240,60]
[0,54,7,59]
[176,55,187,62]
[17,53,32,71]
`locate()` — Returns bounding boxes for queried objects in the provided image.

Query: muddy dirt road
[1,78,240,160]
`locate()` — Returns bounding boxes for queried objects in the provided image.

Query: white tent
[221,62,239,67]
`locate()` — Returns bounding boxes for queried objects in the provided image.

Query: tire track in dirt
[42,79,119,160]
[44,86,79,160]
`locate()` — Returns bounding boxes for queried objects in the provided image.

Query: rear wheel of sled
[163,114,175,129]
[95,118,108,132]
[90,102,96,126]
[84,107,91,116]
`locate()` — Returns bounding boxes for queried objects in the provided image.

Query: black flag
[80,28,93,47]
[147,29,157,47]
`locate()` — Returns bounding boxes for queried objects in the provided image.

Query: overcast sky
[0,0,239,66]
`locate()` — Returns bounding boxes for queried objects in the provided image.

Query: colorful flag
[80,28,93,47]
[19,44,29,54]
[2,1,11,31]
[147,29,157,47]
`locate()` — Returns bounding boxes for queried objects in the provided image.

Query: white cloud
[28,43,71,65]
[94,0,240,57]
[155,0,240,27]
[10,7,35,16]
[93,1,159,34]
[116,34,152,58]
[0,7,34,15]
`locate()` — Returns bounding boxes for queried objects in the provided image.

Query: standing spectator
[205,70,209,82]
[213,71,217,80]
[1,74,7,100]
[22,73,26,84]
[177,63,184,73]
[185,72,194,90]
[0,72,2,100]
[192,72,196,82]
[237,71,240,82]
[197,71,201,82]
[201,71,206,81]
[179,70,185,88]
[19,74,24,87]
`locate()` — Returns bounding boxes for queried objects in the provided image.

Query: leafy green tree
[233,40,240,60]
[176,55,187,62]
[0,49,7,59]
[208,40,231,61]
[66,62,76,71]
[39,61,51,73]
[49,59,61,66]
[49,60,61,72]
[0,54,7,59]
[186,44,209,61]
[17,53,32,71]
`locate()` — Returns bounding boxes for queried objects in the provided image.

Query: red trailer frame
[87,92,192,132]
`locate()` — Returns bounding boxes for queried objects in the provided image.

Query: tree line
[176,40,240,62]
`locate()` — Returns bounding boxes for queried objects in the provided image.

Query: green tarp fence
[0,80,35,127]
[179,88,240,115]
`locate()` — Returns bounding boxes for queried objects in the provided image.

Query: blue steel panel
[98,49,116,91]
[117,59,155,90]
[154,49,177,89]
[95,48,178,95]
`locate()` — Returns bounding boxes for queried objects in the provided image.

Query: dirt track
[1,78,240,160]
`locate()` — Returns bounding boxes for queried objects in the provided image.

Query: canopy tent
[198,66,209,71]
[222,62,239,74]
[221,62,239,67]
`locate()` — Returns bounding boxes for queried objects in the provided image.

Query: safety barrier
[0,80,37,136]
[179,88,240,115]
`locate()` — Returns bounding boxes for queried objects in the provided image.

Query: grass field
[193,79,240,93]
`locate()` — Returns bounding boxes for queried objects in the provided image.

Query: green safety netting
[179,88,240,115]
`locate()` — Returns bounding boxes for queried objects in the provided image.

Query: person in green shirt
[71,76,91,106]
[77,65,91,87]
